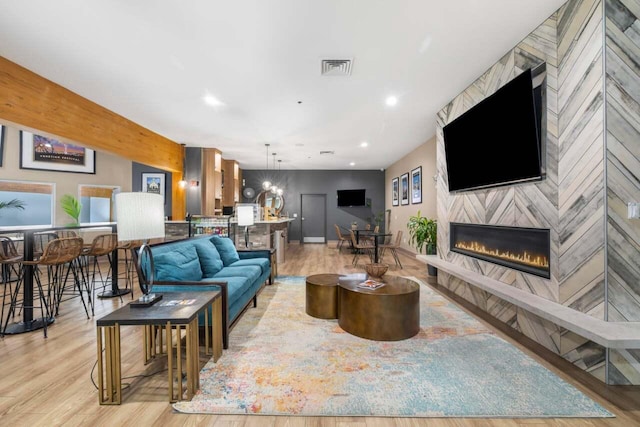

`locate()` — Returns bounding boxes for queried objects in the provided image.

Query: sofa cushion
[210,235,240,266]
[229,258,270,276]
[213,265,261,284]
[193,238,224,277]
[153,245,203,282]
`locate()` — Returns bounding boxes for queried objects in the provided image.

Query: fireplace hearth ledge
[416,254,640,349]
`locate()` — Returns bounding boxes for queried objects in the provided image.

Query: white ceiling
[0,0,567,170]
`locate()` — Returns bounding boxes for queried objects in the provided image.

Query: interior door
[301,194,326,243]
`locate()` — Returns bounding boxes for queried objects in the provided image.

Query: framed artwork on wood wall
[19,131,96,174]
[411,166,422,204]
[400,172,409,205]
[392,177,399,206]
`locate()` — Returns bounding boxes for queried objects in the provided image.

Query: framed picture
[142,173,165,203]
[411,166,422,204]
[400,173,409,205]
[0,125,4,167]
[392,177,399,206]
[19,131,96,174]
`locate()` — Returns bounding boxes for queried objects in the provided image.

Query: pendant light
[270,152,278,194]
[262,144,271,190]
[178,143,187,188]
[276,159,284,195]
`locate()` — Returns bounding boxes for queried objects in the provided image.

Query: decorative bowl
[364,263,389,278]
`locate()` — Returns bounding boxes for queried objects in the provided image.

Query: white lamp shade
[237,205,255,226]
[115,192,166,242]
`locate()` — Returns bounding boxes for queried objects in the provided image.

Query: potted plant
[60,194,82,226]
[407,210,438,276]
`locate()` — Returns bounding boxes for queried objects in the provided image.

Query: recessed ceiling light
[360,141,368,148]
[349,162,355,166]
[385,96,398,107]
[203,93,224,107]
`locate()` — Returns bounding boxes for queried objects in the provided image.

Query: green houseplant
[60,194,82,225]
[407,210,438,275]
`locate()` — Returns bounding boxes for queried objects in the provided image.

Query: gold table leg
[97,324,121,405]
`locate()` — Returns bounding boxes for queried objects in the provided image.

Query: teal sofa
[133,235,271,348]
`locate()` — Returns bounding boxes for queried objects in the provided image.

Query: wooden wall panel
[0,56,186,220]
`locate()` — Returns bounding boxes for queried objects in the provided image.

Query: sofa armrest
[237,249,272,260]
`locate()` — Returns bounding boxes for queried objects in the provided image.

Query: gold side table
[96,290,222,404]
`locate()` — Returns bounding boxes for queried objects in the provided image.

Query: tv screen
[443,67,544,193]
[337,189,366,207]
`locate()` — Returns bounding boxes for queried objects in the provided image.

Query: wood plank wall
[0,56,186,220]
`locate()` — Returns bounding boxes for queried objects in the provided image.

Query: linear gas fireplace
[450,223,550,279]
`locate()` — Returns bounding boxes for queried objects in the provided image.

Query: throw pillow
[153,245,203,282]
[193,238,224,277]
[210,235,240,266]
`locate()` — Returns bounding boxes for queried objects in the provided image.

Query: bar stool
[82,233,119,315]
[117,240,141,300]
[14,237,84,337]
[0,236,23,337]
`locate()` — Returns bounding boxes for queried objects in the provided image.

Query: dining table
[0,222,125,334]
[344,226,391,263]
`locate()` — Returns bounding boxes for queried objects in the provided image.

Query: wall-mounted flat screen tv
[443,65,546,193]
[337,189,366,207]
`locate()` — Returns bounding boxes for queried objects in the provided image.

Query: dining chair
[334,225,350,252]
[360,225,379,245]
[349,230,373,267]
[379,230,403,268]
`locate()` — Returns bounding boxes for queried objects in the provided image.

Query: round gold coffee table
[338,274,420,341]
[305,273,341,319]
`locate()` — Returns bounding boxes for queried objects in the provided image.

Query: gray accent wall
[242,169,385,242]
[132,162,173,218]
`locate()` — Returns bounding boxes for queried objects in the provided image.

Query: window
[0,180,55,227]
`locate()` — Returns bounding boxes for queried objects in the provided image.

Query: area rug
[173,275,613,418]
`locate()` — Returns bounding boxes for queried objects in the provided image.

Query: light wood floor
[0,242,638,426]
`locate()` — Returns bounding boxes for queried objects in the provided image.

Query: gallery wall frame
[19,131,96,174]
[392,177,399,206]
[400,172,409,205]
[411,166,422,204]
[142,172,166,204]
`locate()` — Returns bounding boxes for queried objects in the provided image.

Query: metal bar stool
[12,237,84,337]
[116,240,141,300]
[81,233,119,315]
[0,236,24,337]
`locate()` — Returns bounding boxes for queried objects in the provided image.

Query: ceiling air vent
[319,150,335,155]
[321,59,352,76]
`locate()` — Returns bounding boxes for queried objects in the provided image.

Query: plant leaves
[60,194,82,224]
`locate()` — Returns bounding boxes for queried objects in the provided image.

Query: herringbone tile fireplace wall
[436,0,640,385]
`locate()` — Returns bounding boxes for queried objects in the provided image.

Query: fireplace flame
[454,241,549,269]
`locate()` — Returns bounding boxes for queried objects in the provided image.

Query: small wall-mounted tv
[443,65,546,193]
[337,189,366,207]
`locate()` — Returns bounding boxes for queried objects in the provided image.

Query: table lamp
[116,192,166,307]
[236,205,254,248]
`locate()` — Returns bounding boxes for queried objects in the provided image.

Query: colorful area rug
[173,276,613,418]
